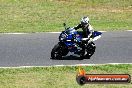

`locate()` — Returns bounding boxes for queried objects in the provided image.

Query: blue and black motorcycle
[51,23,102,60]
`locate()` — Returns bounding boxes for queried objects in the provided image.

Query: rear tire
[85,42,96,58]
[80,52,84,60]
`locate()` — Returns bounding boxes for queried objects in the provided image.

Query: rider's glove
[81,38,89,41]
[88,38,93,43]
[81,38,93,44]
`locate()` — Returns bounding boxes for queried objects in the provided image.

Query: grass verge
[0,64,131,88]
[0,0,132,33]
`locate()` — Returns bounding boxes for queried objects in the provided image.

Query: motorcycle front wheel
[51,43,68,60]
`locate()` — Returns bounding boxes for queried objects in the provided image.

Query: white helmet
[80,16,89,26]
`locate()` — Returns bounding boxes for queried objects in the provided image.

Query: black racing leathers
[74,23,94,55]
[74,23,93,38]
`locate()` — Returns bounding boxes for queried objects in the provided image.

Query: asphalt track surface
[0,31,132,67]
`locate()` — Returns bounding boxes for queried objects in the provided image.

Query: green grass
[0,64,131,88]
[0,0,132,33]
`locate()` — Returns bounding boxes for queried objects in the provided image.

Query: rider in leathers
[74,16,94,55]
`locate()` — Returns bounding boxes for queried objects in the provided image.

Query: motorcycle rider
[74,16,94,55]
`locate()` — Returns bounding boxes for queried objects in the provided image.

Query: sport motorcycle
[51,23,102,60]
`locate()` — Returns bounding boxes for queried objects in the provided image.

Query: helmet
[80,16,89,26]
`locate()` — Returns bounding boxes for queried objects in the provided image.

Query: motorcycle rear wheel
[85,42,96,58]
[80,42,96,59]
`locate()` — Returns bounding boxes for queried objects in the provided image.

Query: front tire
[51,43,62,60]
[51,43,68,60]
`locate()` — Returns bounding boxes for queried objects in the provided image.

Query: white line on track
[127,30,132,32]
[53,63,132,67]
[47,31,107,33]
[98,31,107,32]
[47,32,61,33]
[2,33,28,34]
[1,30,132,35]
[0,63,131,68]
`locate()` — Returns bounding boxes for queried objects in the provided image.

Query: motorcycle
[51,23,102,60]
